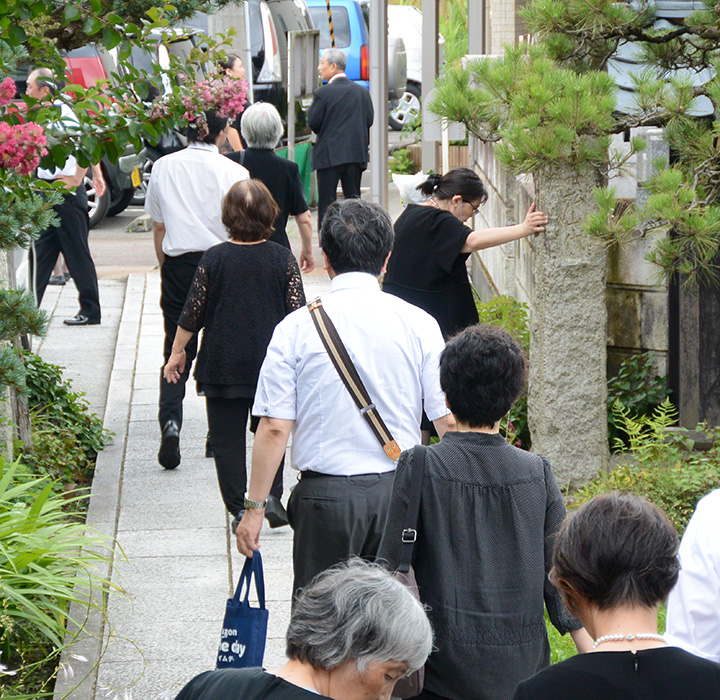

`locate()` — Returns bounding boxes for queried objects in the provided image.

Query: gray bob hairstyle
[286,559,433,673]
[322,47,347,71]
[241,102,284,150]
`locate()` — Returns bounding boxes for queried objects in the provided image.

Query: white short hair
[240,102,284,149]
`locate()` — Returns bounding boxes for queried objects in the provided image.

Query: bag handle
[397,445,426,573]
[232,550,266,609]
[307,297,401,460]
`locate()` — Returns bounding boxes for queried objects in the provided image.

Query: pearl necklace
[592,633,667,650]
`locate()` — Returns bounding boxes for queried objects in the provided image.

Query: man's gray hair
[241,102,284,149]
[322,48,347,72]
[286,559,432,674]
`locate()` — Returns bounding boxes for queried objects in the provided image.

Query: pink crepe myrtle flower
[0,121,48,175]
[0,76,16,107]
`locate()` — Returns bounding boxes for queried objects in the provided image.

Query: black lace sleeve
[178,258,210,333]
[284,255,306,313]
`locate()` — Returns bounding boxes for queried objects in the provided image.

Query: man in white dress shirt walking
[666,488,720,662]
[236,199,454,594]
[145,109,248,469]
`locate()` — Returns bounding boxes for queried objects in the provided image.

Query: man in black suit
[307,48,374,229]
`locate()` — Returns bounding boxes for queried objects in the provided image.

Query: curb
[53,274,145,700]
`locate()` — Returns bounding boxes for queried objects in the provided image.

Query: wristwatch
[244,497,267,510]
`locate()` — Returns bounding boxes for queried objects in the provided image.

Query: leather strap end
[384,440,402,460]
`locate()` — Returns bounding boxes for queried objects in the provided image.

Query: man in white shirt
[27,68,101,326]
[145,110,248,470]
[666,488,720,662]
[236,198,453,594]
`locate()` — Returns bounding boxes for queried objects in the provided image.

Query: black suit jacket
[307,77,374,170]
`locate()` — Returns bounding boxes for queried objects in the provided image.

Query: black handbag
[392,444,427,699]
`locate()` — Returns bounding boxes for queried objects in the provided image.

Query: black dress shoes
[63,314,101,326]
[265,494,289,529]
[158,420,181,469]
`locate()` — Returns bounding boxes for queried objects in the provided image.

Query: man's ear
[380,251,392,275]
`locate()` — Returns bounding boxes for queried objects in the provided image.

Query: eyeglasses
[463,200,481,217]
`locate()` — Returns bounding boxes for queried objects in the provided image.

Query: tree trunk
[528,166,609,487]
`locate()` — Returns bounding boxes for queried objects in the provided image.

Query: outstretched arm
[461,203,548,253]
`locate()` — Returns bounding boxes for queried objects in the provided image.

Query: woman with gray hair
[225,102,315,272]
[174,559,433,700]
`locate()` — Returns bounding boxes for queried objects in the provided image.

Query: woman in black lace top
[163,179,305,528]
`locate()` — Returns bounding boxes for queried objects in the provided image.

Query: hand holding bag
[392,444,426,699]
[216,550,269,669]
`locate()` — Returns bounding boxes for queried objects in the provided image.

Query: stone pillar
[528,166,609,486]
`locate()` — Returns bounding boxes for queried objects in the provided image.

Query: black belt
[300,470,392,480]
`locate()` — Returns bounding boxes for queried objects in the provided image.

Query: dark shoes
[158,420,181,469]
[265,494,289,529]
[63,314,101,326]
[48,273,71,286]
[231,510,246,535]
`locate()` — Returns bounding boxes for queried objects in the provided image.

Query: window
[307,6,351,49]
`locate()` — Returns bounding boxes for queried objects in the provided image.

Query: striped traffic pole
[325,0,335,47]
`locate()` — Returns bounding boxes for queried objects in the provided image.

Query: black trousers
[159,252,203,430]
[316,163,364,230]
[286,470,394,596]
[205,396,284,517]
[31,187,101,320]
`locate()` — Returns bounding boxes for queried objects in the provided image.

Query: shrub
[20,352,111,487]
[389,148,418,175]
[607,352,670,447]
[0,458,117,696]
[569,399,720,534]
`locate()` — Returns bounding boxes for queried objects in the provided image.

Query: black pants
[316,163,364,230]
[286,470,394,596]
[31,187,101,320]
[205,397,284,517]
[159,252,203,430]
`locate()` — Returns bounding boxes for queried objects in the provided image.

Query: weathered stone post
[528,166,609,486]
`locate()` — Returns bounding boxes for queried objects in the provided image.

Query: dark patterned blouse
[178,240,305,397]
[378,431,582,700]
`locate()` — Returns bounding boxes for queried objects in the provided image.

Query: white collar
[188,142,219,153]
[328,73,347,84]
[329,271,380,293]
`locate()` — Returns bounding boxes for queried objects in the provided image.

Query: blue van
[305,0,370,89]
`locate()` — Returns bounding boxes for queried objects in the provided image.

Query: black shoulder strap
[397,444,426,573]
[307,297,401,460]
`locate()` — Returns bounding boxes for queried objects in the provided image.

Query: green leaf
[83,16,103,35]
[63,3,81,21]
[102,25,122,50]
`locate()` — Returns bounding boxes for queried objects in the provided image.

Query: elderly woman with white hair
[174,559,433,700]
[225,102,315,272]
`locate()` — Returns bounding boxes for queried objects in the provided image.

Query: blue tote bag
[216,551,269,669]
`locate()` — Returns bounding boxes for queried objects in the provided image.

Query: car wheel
[107,187,137,217]
[389,82,421,132]
[131,158,153,206]
[85,174,110,228]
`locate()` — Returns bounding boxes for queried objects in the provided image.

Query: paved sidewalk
[48,271,329,700]
[46,186,405,700]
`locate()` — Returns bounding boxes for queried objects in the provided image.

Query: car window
[307,6,351,49]
[247,0,266,80]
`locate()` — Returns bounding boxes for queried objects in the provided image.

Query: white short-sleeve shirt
[666,488,720,662]
[253,272,450,476]
[145,142,249,256]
